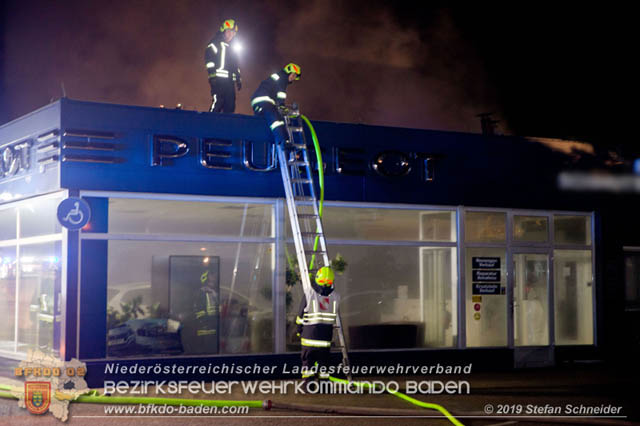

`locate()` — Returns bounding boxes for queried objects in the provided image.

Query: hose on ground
[328,375,463,426]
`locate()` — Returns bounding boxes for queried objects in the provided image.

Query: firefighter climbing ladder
[276,105,351,379]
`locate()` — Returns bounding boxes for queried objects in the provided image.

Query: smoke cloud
[2,0,500,133]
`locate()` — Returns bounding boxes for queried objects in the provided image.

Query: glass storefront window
[420,247,457,347]
[513,253,549,346]
[19,197,62,238]
[0,207,16,240]
[0,246,17,352]
[92,199,597,357]
[287,245,457,350]
[108,199,274,238]
[554,215,591,245]
[465,248,507,347]
[554,250,594,345]
[106,240,274,358]
[420,211,457,242]
[465,212,506,243]
[514,216,548,243]
[313,206,456,242]
[16,241,61,354]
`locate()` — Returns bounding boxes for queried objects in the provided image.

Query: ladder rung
[288,143,307,149]
[305,250,327,255]
[297,214,319,219]
[301,232,321,237]
[288,160,309,166]
[294,196,315,201]
[292,178,312,184]
[288,126,304,132]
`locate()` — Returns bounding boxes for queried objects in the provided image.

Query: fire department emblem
[25,381,51,415]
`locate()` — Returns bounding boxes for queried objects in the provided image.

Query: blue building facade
[0,99,637,386]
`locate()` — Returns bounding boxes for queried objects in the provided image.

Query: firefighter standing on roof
[205,19,241,113]
[250,63,301,144]
[296,266,339,381]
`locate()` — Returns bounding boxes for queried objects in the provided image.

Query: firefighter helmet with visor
[283,63,301,80]
[220,19,238,32]
[315,267,334,287]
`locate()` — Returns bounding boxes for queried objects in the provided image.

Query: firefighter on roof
[205,19,241,113]
[296,266,339,381]
[250,63,301,144]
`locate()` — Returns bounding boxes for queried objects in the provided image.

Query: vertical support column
[506,211,514,349]
[52,218,67,358]
[14,207,21,352]
[591,211,598,346]
[77,196,109,359]
[273,199,286,353]
[548,250,556,347]
[62,189,79,361]
[457,206,466,349]
[548,213,556,349]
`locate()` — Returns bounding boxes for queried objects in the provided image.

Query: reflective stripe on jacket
[297,286,339,345]
[205,34,240,83]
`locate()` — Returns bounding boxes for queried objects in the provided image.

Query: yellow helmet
[220,19,238,32]
[315,267,334,287]
[283,63,301,80]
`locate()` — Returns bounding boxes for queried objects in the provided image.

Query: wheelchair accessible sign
[57,197,91,230]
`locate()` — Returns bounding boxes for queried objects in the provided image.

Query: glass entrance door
[513,252,550,346]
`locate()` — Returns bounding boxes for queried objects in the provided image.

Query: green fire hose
[0,384,266,408]
[1,381,462,425]
[300,114,324,272]
[328,376,463,426]
[296,115,463,426]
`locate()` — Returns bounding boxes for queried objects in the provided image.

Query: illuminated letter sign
[201,139,233,170]
[243,140,276,172]
[371,151,411,177]
[151,135,189,166]
[0,140,32,179]
[334,147,366,175]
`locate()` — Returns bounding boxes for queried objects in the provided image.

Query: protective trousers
[209,78,236,113]
[301,346,330,378]
[252,102,288,144]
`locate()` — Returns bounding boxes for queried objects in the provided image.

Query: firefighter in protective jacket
[205,19,241,113]
[296,266,339,380]
[250,63,301,144]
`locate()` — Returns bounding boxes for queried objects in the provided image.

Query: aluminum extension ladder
[276,105,351,380]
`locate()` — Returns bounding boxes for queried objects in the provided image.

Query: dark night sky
[0,1,633,151]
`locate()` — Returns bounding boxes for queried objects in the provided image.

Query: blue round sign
[57,197,91,230]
